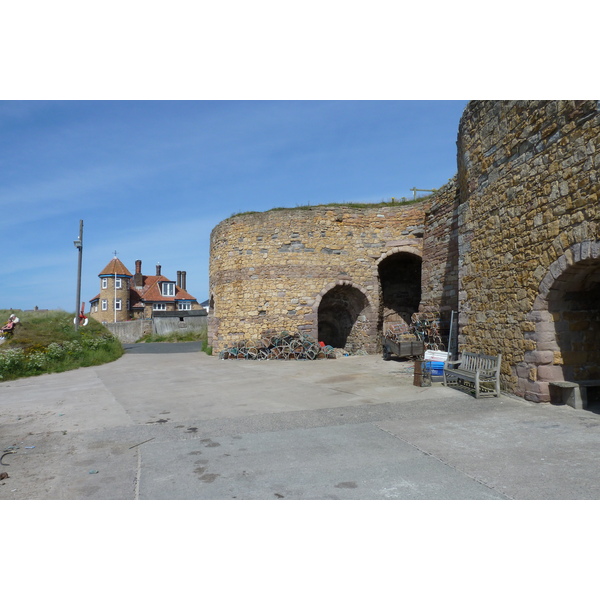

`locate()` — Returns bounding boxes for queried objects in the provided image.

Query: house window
[115,278,122,289]
[154,303,167,311]
[102,278,108,289]
[178,301,192,310]
[115,299,122,311]
[101,299,108,311]
[162,282,176,296]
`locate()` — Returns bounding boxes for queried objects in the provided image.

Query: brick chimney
[156,263,161,276]
[177,271,182,288]
[133,259,143,287]
[181,271,187,291]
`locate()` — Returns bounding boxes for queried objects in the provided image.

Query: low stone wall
[105,319,153,343]
[104,313,208,343]
[153,312,207,336]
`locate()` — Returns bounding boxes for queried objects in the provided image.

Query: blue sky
[1,4,591,316]
[0,100,467,312]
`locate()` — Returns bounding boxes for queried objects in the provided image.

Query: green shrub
[0,348,26,373]
[46,342,66,360]
[0,310,124,381]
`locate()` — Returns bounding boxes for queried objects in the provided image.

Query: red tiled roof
[91,260,197,306]
[131,274,197,303]
[99,258,132,277]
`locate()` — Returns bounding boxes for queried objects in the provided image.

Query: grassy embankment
[228,195,430,219]
[0,309,124,382]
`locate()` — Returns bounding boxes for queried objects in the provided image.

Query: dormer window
[162,282,176,296]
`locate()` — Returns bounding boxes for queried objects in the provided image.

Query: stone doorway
[377,251,422,330]
[524,241,600,406]
[317,284,374,352]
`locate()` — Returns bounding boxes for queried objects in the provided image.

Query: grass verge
[228,196,429,219]
[0,309,124,381]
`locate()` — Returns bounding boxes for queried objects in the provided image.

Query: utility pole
[73,220,83,331]
[113,250,118,323]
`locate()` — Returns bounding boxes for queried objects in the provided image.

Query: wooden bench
[443,352,502,398]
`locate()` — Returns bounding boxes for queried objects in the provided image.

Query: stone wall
[104,313,207,342]
[209,203,427,353]
[420,176,460,314]
[105,319,153,343]
[207,100,600,404]
[456,100,600,401]
[153,311,207,336]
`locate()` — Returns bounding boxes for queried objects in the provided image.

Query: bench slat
[443,352,501,399]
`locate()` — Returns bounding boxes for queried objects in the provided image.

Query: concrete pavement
[1,343,600,500]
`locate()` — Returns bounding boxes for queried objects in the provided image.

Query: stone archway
[521,241,600,404]
[376,249,422,331]
[316,282,377,352]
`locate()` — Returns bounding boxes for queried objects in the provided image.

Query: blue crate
[425,361,445,376]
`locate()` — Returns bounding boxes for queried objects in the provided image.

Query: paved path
[2,343,600,500]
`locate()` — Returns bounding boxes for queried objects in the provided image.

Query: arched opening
[526,242,600,409]
[317,285,370,351]
[377,252,422,330]
[548,259,600,409]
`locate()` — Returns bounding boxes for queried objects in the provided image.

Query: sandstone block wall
[456,100,600,401]
[208,100,600,404]
[209,203,427,353]
[420,176,459,314]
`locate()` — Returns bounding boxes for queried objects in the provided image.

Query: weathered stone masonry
[209,100,600,404]
[420,176,459,314]
[209,204,427,353]
[455,100,600,402]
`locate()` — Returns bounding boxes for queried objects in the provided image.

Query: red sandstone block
[537,364,565,381]
[534,320,559,338]
[524,350,554,364]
